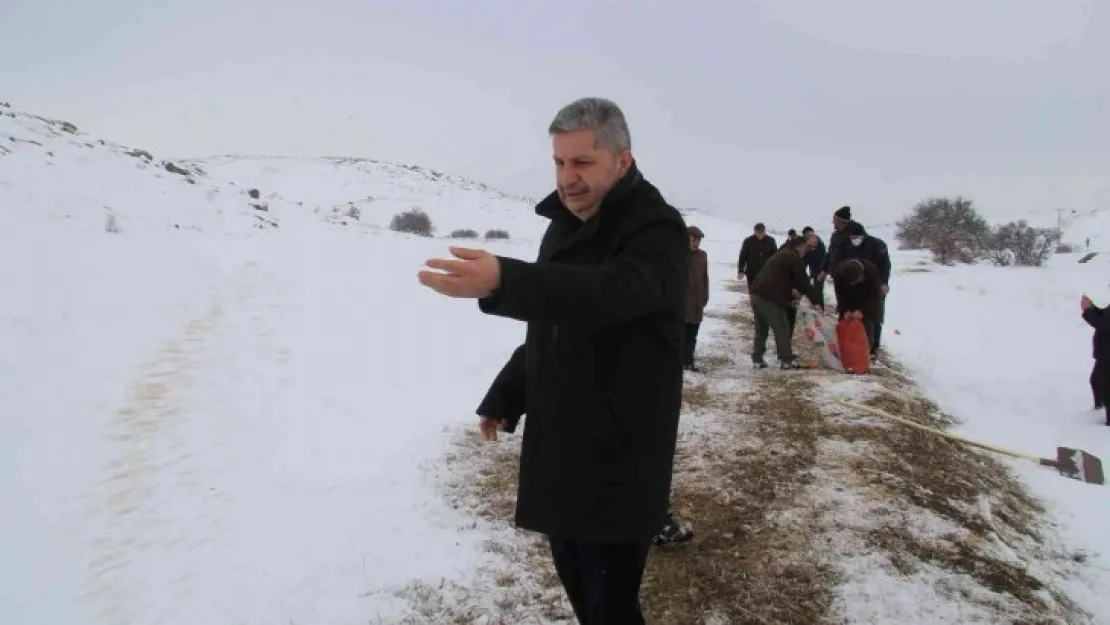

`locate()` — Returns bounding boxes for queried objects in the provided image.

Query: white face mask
[850,237,863,246]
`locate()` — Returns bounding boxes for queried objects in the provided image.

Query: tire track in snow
[80,262,264,625]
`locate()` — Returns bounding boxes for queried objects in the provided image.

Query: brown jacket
[685,249,710,323]
[750,247,821,308]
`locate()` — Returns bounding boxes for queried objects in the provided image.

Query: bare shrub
[390,208,434,236]
[895,197,990,265]
[346,204,361,220]
[985,220,1061,267]
[1056,243,1076,254]
[484,229,511,240]
[104,212,121,234]
[449,228,479,239]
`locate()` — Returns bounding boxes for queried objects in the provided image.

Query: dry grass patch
[640,300,841,624]
[823,382,1090,621]
[389,434,573,624]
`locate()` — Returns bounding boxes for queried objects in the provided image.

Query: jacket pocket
[592,388,626,462]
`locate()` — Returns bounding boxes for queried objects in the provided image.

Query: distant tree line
[895,197,1063,267]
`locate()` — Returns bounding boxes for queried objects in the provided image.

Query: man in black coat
[818,205,852,282]
[738,222,777,289]
[801,225,826,306]
[841,221,892,357]
[1081,294,1110,426]
[418,97,687,624]
[831,258,884,354]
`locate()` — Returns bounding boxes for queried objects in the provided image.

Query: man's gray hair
[548,97,632,153]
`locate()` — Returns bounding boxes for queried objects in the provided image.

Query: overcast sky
[2,0,1107,227]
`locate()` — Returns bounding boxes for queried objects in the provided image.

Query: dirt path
[417,275,1092,624]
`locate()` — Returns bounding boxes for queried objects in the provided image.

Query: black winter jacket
[476,162,688,543]
[738,234,778,280]
[1083,305,1110,363]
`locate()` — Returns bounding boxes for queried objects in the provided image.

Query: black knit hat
[834,206,851,221]
[847,221,866,236]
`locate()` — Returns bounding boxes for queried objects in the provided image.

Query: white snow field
[0,106,542,624]
[3,101,1109,623]
[886,249,1110,619]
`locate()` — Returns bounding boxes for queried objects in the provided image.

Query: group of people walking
[418,96,893,624]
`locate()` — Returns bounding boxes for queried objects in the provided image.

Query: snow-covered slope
[886,249,1110,619]
[186,155,548,243]
[0,103,543,624]
[4,100,1107,624]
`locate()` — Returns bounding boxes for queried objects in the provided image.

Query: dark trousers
[683,322,701,368]
[751,295,793,362]
[548,537,652,625]
[811,275,825,307]
[786,304,798,337]
[1090,362,1110,424]
[873,292,887,353]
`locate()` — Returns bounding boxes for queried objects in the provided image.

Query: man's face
[754,228,766,240]
[803,234,817,253]
[689,235,702,251]
[553,130,632,221]
[833,217,847,231]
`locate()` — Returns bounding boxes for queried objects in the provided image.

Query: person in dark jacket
[802,226,827,306]
[831,258,884,353]
[738,222,777,289]
[749,234,824,369]
[1081,294,1110,426]
[417,97,687,624]
[841,221,892,357]
[818,206,852,282]
[683,226,710,372]
[779,228,799,249]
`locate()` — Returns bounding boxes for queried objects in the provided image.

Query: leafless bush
[484,229,511,240]
[895,197,990,265]
[985,220,1060,267]
[449,228,479,239]
[346,204,361,220]
[1056,243,1076,254]
[390,208,434,236]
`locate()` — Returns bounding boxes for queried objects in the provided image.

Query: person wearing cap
[817,206,852,282]
[738,222,777,290]
[749,233,824,369]
[683,226,710,372]
[840,221,891,357]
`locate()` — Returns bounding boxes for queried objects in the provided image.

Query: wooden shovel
[836,399,1105,486]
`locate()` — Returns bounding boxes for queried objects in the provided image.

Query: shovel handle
[836,399,1045,464]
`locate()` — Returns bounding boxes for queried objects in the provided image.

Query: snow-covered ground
[0,106,537,624]
[3,101,1109,623]
[886,250,1110,619]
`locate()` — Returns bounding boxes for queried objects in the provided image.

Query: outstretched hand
[1081,295,1094,311]
[418,247,501,298]
[479,416,503,441]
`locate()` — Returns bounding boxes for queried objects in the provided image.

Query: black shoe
[753,360,768,369]
[780,359,802,370]
[653,519,695,547]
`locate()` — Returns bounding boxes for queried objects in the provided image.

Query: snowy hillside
[187,155,548,243]
[3,101,1109,624]
[0,103,542,624]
